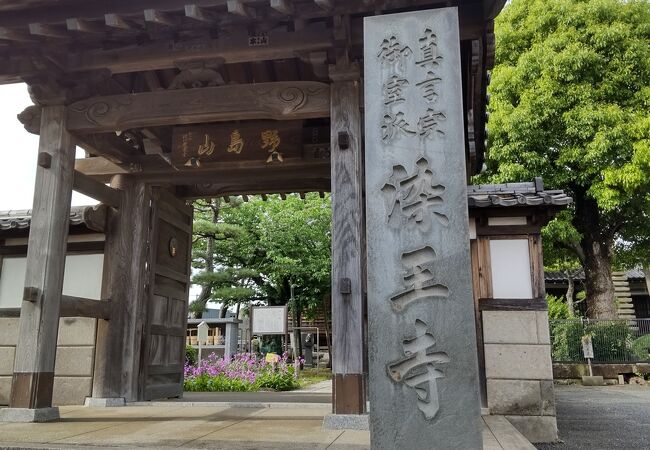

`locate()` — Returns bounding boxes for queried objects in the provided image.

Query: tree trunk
[193,199,220,318]
[296,301,303,358]
[573,192,617,319]
[565,270,575,317]
[291,297,300,360]
[323,294,332,369]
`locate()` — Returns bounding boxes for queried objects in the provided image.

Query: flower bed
[184,352,301,392]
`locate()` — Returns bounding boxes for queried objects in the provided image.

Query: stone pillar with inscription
[364,8,482,449]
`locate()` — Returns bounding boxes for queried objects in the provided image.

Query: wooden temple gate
[0,0,502,421]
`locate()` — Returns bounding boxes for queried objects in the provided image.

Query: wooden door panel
[141,189,192,401]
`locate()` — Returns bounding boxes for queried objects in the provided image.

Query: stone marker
[364,8,482,449]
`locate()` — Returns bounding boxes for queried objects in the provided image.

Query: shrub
[185,345,198,366]
[551,321,585,362]
[547,294,570,319]
[632,335,650,361]
[588,321,633,362]
[183,352,300,392]
[550,320,635,362]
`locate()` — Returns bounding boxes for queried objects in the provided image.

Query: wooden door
[139,189,193,400]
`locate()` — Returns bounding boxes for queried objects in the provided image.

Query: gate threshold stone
[323,413,369,430]
[85,397,126,407]
[0,407,59,422]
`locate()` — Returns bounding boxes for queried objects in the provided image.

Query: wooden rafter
[65,18,104,34]
[144,9,177,27]
[270,0,294,15]
[66,26,331,74]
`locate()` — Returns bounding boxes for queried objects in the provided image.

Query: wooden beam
[10,105,76,411]
[82,204,109,233]
[144,9,177,27]
[66,26,331,74]
[173,178,330,199]
[104,13,138,30]
[60,295,112,320]
[67,81,329,133]
[92,177,151,401]
[142,70,164,91]
[138,159,331,184]
[75,157,129,181]
[314,0,333,11]
[73,170,123,208]
[329,64,365,414]
[28,23,68,39]
[227,0,256,18]
[184,4,217,23]
[478,297,548,311]
[74,132,141,164]
[0,27,38,42]
[66,18,105,34]
[270,0,294,15]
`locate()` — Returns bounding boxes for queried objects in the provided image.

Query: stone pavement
[0,403,534,450]
[536,385,650,450]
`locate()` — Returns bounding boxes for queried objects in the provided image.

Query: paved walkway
[536,385,650,450]
[0,403,534,450]
[134,380,333,406]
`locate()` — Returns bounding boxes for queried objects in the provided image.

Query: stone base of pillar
[0,407,60,423]
[84,397,126,407]
[322,413,369,430]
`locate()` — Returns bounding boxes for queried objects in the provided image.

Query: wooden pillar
[330,63,366,415]
[91,176,150,403]
[9,106,75,411]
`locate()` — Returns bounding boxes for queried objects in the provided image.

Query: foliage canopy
[483,0,650,316]
[190,194,331,319]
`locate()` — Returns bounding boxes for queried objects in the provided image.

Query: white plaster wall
[0,253,104,308]
[489,239,533,299]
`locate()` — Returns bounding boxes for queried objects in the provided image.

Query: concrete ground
[0,404,534,450]
[536,385,650,450]
[0,382,535,449]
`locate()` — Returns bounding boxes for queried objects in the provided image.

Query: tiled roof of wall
[0,207,86,231]
[467,180,573,208]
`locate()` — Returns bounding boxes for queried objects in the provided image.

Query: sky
[0,83,95,211]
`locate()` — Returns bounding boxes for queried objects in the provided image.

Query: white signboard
[251,306,287,334]
[197,321,209,345]
[582,335,594,359]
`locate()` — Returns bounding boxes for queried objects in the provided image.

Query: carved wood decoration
[66,81,330,134]
[171,120,329,168]
[167,59,225,90]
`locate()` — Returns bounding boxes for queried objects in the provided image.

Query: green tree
[191,194,332,329]
[484,0,650,318]
[190,198,258,318]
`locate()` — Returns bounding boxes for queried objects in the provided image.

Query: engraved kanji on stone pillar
[381,157,449,232]
[365,8,482,449]
[387,319,449,420]
[390,246,449,311]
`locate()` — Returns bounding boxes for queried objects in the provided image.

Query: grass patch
[298,367,331,387]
